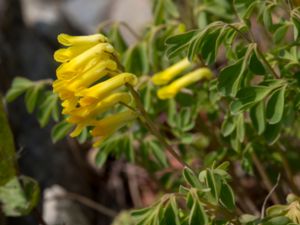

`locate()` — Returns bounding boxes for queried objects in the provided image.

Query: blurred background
[0,0,153,224]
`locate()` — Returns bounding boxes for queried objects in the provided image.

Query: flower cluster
[53,33,138,146]
[151,58,213,99]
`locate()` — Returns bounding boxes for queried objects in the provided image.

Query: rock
[43,185,90,225]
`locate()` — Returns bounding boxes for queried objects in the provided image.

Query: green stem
[125,83,193,170]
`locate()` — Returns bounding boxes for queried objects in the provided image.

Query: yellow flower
[56,43,115,80]
[53,33,138,146]
[69,92,132,120]
[157,68,213,99]
[57,33,108,46]
[67,59,118,92]
[54,44,95,63]
[77,73,138,106]
[91,110,138,146]
[151,58,191,85]
[65,91,133,137]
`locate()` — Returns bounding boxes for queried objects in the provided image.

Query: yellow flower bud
[57,33,108,46]
[151,58,191,85]
[157,68,213,99]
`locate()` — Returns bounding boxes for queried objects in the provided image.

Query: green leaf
[37,92,59,127]
[149,141,168,167]
[187,22,222,61]
[266,205,288,217]
[167,99,177,127]
[264,122,281,145]
[6,77,33,102]
[0,176,40,216]
[274,24,289,44]
[51,121,73,143]
[200,29,221,64]
[292,12,300,39]
[187,31,208,61]
[95,144,114,167]
[178,108,195,132]
[239,214,259,224]
[139,42,150,74]
[183,167,202,189]
[219,183,235,212]
[131,206,154,225]
[266,86,286,125]
[236,114,245,143]
[189,199,208,225]
[221,116,236,137]
[123,134,135,163]
[262,216,290,225]
[218,59,243,96]
[216,161,230,171]
[250,101,266,135]
[242,1,259,20]
[230,130,240,152]
[206,169,218,201]
[164,196,180,225]
[25,85,41,113]
[249,49,266,75]
[166,30,197,45]
[166,43,188,59]
[231,86,273,114]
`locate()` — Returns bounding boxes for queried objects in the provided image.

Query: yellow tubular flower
[57,33,108,46]
[54,44,95,63]
[151,58,191,85]
[69,92,132,119]
[67,59,117,92]
[91,110,138,146]
[157,68,213,100]
[56,43,115,79]
[78,73,138,106]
